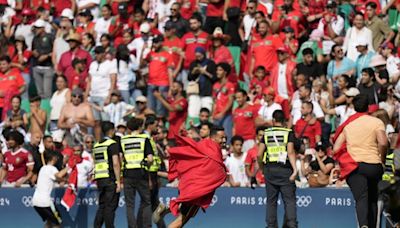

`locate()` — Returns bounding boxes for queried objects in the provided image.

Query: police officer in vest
[143,114,165,228]
[257,110,298,228]
[121,117,154,228]
[93,121,121,228]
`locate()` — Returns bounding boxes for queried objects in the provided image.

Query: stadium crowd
[0,0,399,190]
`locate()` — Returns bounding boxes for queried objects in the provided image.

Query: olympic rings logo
[210,195,218,206]
[296,195,312,207]
[21,196,33,207]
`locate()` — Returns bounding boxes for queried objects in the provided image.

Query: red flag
[168,136,227,216]
[61,154,83,211]
[333,112,366,180]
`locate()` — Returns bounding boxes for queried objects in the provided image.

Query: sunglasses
[72,94,82,98]
[85,141,94,144]
[170,8,178,11]
[136,101,145,104]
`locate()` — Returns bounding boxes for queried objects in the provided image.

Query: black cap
[327,0,337,7]
[78,9,92,17]
[164,21,176,30]
[153,35,164,43]
[282,26,294,33]
[94,46,105,54]
[315,142,327,152]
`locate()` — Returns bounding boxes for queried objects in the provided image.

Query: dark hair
[43,135,53,141]
[6,130,25,145]
[29,95,41,103]
[256,126,266,134]
[11,95,21,103]
[44,150,59,163]
[354,11,364,19]
[83,33,95,47]
[255,65,266,72]
[200,121,213,130]
[302,101,314,111]
[302,84,312,93]
[217,62,231,75]
[330,44,341,58]
[72,58,85,68]
[101,121,115,135]
[144,114,157,128]
[339,74,356,88]
[102,4,112,12]
[210,126,224,137]
[255,11,266,18]
[189,13,203,24]
[361,67,375,78]
[100,34,112,42]
[200,107,210,114]
[94,46,106,54]
[173,80,184,89]
[366,1,377,9]
[256,20,270,32]
[352,94,369,112]
[236,89,248,97]
[116,44,130,73]
[231,135,244,144]
[302,48,314,56]
[248,0,257,4]
[0,55,11,63]
[272,110,286,123]
[134,8,145,15]
[127,118,143,131]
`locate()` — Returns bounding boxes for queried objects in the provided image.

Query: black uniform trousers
[94,178,120,228]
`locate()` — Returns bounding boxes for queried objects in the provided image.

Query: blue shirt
[327,57,356,79]
[355,51,375,79]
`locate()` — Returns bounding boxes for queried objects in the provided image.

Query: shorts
[89,96,110,121]
[34,205,62,225]
[180,202,200,224]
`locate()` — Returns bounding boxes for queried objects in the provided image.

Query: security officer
[143,114,165,228]
[121,117,154,228]
[93,121,121,228]
[383,152,395,181]
[257,110,298,228]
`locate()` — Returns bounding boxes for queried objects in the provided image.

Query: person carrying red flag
[152,126,227,228]
[333,94,388,228]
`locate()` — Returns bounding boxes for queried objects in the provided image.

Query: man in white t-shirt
[291,85,324,125]
[256,87,282,127]
[85,46,117,141]
[32,151,68,228]
[381,43,400,83]
[225,136,250,187]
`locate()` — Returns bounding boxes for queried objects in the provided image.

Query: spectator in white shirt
[255,87,282,127]
[291,84,324,125]
[342,12,374,61]
[127,22,153,68]
[155,0,176,33]
[380,42,400,82]
[115,45,136,103]
[320,87,359,125]
[225,136,250,187]
[77,0,101,20]
[92,90,135,125]
[94,4,112,44]
[32,151,68,228]
[85,46,117,141]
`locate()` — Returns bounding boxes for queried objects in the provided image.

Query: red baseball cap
[263,87,275,96]
[381,42,394,50]
[276,46,289,53]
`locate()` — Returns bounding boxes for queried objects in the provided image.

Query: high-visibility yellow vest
[263,127,291,163]
[382,153,395,181]
[121,134,146,169]
[146,136,161,172]
[93,139,116,179]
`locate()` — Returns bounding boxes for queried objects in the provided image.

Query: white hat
[33,19,46,28]
[61,8,74,20]
[355,39,368,47]
[369,54,387,67]
[344,87,360,97]
[139,22,151,33]
[136,95,147,103]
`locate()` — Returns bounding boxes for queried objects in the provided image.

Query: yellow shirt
[343,115,385,164]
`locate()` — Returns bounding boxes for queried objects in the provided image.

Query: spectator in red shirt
[162,21,184,77]
[180,14,210,88]
[271,0,304,37]
[233,89,258,153]
[245,126,266,187]
[76,10,95,36]
[56,33,92,88]
[144,35,174,118]
[213,62,236,143]
[204,0,225,34]
[0,130,34,187]
[209,27,237,82]
[10,36,32,100]
[0,55,25,121]
[154,81,188,145]
[294,101,322,149]
[249,20,284,79]
[249,65,271,104]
